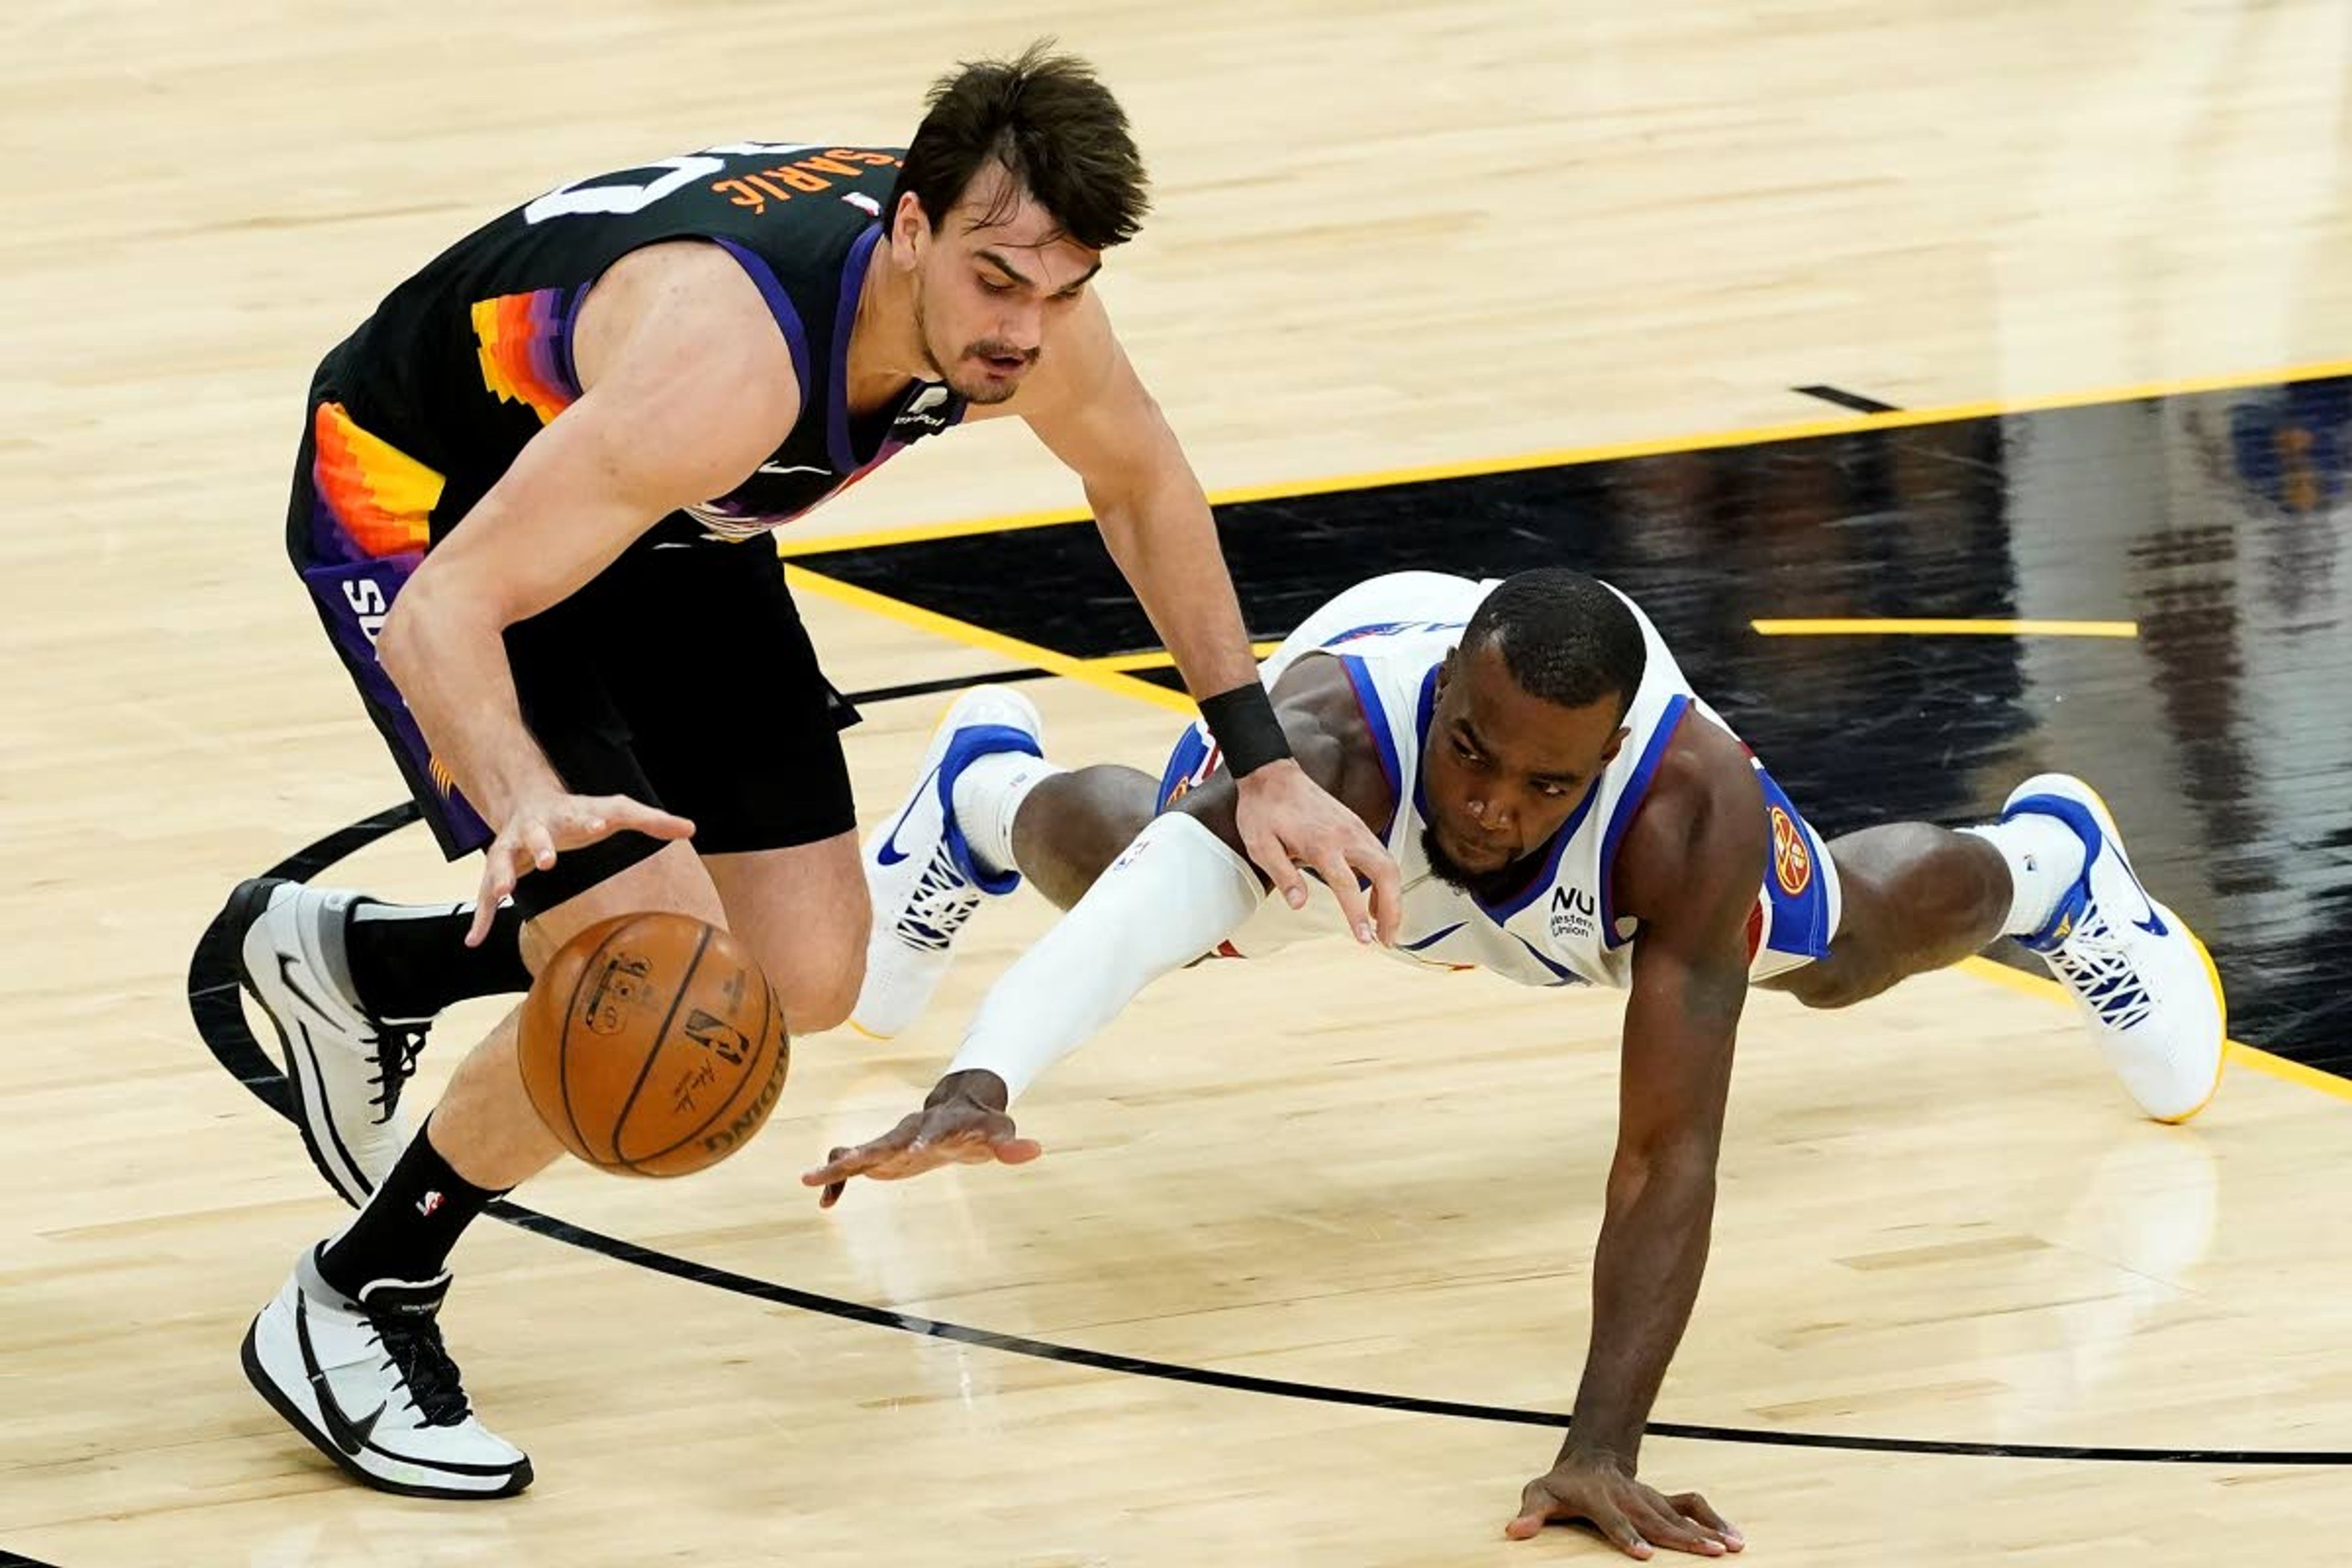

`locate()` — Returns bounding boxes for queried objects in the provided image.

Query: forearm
[948,812,1262,1101]
[378,587,562,824]
[1564,1147,1719,1470]
[1091,478,1259,698]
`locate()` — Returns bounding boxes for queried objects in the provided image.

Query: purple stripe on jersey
[709,238,813,412]
[826,224,885,473]
[1510,932,1586,986]
[1597,693,1695,949]
[1337,654,1402,834]
[555,282,589,400]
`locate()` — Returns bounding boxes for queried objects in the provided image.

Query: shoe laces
[362,1022,431,1121]
[896,851,981,953]
[368,1311,472,1426]
[2044,908,2155,1031]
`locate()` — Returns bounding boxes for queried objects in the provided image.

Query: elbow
[374,586,426,690]
[373,564,494,693]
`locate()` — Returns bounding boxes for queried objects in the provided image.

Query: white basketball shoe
[226,878,430,1206]
[850,687,1045,1039]
[2002,774,2226,1122]
[241,1248,530,1498]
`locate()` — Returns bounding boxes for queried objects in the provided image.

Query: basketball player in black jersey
[229,45,1399,1498]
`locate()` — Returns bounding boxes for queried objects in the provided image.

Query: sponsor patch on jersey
[1769,805,1813,895]
[1547,884,1598,941]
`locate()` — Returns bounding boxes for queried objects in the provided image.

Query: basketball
[516,912,791,1177]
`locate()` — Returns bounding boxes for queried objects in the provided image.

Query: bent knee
[752,926,866,1036]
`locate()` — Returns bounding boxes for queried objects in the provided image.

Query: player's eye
[979,275,1015,295]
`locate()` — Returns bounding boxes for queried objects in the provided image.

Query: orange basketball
[517,912,791,1177]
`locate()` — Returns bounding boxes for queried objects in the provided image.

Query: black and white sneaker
[241,1248,531,1499]
[224,878,431,1206]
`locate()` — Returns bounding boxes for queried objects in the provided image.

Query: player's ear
[890,192,932,266]
[1600,725,1630,764]
[1435,646,1457,698]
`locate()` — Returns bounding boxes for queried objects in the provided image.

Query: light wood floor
[4,2,2351,1564]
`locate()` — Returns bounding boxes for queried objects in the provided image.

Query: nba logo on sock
[417,1191,444,1219]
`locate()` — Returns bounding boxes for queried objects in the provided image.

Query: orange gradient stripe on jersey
[470,288,578,424]
[312,402,444,559]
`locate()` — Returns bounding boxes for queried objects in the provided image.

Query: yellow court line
[1956,957,2350,1106]
[1091,642,1283,674]
[785,565,1196,716]
[1752,618,2139,639]
[776,353,2352,559]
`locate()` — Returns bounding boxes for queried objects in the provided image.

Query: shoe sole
[221,877,376,1208]
[239,1316,532,1500]
[2038,780,2230,1125]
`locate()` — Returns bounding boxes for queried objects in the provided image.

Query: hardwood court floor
[4,1,2351,1564]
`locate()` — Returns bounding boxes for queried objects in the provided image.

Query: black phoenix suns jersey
[318,141,965,548]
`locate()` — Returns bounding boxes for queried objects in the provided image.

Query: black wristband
[1199,682,1292,778]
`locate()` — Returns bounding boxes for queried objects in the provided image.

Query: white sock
[1961,815,2089,937]
[951,752,1066,880]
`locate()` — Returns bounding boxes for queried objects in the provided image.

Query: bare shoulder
[571,240,801,402]
[1268,653,1397,834]
[1613,714,1766,929]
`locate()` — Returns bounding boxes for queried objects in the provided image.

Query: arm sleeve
[947,812,1266,1103]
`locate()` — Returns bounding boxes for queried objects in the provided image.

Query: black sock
[317,1118,504,1294]
[345,899,530,1020]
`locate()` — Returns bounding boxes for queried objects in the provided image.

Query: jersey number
[522,143,821,224]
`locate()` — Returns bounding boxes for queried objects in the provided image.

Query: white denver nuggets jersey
[1173,571,1838,989]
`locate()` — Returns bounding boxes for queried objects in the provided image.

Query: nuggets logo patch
[1769,805,1813,895]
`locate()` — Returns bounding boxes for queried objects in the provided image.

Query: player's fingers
[1309,842,1377,944]
[1668,1494,1741,1550]
[467,851,519,946]
[1586,1503,1654,1561]
[1505,1481,1562,1540]
[1360,841,1404,944]
[1238,818,1308,910]
[523,820,558,871]
[1627,1499,1721,1557]
[594,796,696,842]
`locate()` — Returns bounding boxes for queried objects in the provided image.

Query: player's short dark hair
[1460,570,1648,722]
[894,42,1150,251]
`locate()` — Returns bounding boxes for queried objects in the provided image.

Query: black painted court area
[799,376,2352,1076]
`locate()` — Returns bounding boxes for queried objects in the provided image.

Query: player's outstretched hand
[802,1069,1041,1209]
[1505,1454,1742,1559]
[469,790,695,945]
[1233,757,1402,944]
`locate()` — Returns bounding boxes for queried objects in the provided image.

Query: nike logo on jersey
[295,1295,388,1457]
[875,766,943,867]
[756,462,830,478]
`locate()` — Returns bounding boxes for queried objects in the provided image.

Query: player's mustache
[965,339,1039,365]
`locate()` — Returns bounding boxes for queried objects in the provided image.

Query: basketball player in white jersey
[811,568,2228,1559]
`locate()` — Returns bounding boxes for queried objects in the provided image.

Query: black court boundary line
[0,1551,64,1567]
[1792,384,1902,415]
[183,693,2352,1469]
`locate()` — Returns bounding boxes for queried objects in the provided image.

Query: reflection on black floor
[802,376,2352,1076]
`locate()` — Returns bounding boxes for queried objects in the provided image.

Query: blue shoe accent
[933,723,1043,897]
[2000,792,2103,952]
